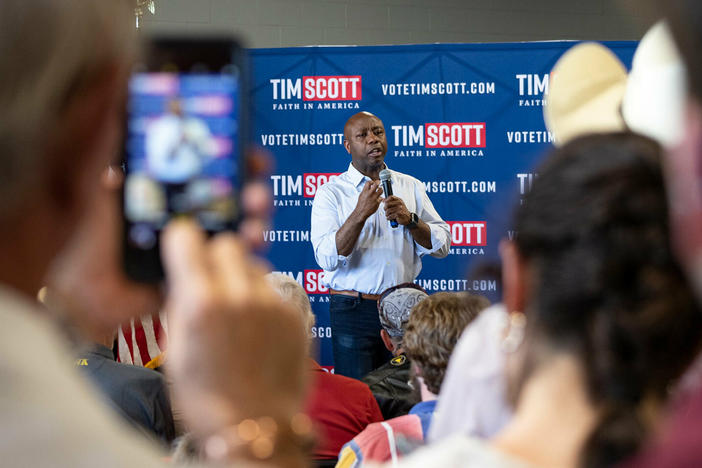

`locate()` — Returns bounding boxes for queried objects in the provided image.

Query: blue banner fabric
[250,41,637,368]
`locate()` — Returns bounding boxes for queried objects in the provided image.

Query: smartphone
[122,36,247,282]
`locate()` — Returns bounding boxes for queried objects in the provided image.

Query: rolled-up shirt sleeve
[310,186,348,271]
[414,184,451,258]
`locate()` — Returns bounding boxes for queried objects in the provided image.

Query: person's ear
[499,239,528,314]
[42,62,128,225]
[380,329,396,353]
[343,138,351,154]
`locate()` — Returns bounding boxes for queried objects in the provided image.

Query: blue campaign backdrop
[250,41,637,368]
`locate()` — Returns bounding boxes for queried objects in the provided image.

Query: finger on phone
[161,219,211,297]
[208,233,250,304]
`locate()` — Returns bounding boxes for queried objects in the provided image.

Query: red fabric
[305,360,383,459]
[152,313,165,349]
[625,387,702,468]
[134,319,151,365]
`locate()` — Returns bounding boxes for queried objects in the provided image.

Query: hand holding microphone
[379,169,398,228]
[380,169,414,228]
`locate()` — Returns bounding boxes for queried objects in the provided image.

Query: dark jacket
[362,354,420,419]
[75,344,176,445]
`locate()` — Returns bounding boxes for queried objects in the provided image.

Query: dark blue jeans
[329,294,392,380]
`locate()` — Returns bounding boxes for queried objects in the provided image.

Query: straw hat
[544,42,628,147]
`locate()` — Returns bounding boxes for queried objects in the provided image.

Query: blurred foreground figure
[384,133,702,468]
[624,2,702,466]
[0,1,308,466]
[428,303,513,442]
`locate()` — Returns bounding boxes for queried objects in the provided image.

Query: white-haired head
[265,273,316,341]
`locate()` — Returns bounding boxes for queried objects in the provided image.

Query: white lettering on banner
[311,327,333,339]
[437,149,484,156]
[448,248,486,255]
[272,103,300,110]
[263,230,310,242]
[270,173,340,198]
[507,230,518,240]
[260,133,344,146]
[425,123,485,148]
[392,125,424,146]
[380,82,496,96]
[303,173,341,197]
[304,269,328,294]
[394,150,424,157]
[315,102,360,110]
[273,199,302,207]
[422,180,497,193]
[413,278,497,292]
[518,98,546,107]
[270,76,362,101]
[506,131,554,144]
[270,78,303,100]
[448,221,487,246]
[391,124,486,152]
[515,74,549,96]
[271,175,303,196]
[516,173,537,195]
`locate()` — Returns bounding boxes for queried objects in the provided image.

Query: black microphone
[379,169,398,228]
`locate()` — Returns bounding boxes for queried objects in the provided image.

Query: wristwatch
[406,212,419,229]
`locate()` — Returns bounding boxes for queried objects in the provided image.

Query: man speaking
[311,111,450,379]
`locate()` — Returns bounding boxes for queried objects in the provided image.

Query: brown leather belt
[329,288,382,301]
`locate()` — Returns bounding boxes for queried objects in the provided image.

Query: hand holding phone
[123,36,247,282]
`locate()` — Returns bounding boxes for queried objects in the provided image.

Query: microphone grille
[379,169,391,181]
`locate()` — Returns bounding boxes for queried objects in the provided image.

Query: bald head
[344,111,382,140]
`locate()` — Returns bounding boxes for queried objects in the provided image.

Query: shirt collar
[409,399,438,416]
[345,162,390,189]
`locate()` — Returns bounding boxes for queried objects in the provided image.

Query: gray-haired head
[378,283,429,339]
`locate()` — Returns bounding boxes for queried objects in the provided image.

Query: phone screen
[123,38,245,281]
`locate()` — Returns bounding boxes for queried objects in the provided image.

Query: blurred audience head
[266,272,316,341]
[404,292,489,395]
[505,132,702,467]
[377,283,429,354]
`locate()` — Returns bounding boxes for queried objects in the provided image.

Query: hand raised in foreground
[162,220,309,466]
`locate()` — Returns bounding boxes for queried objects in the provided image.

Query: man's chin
[369,156,386,167]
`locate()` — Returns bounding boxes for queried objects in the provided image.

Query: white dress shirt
[310,163,450,295]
